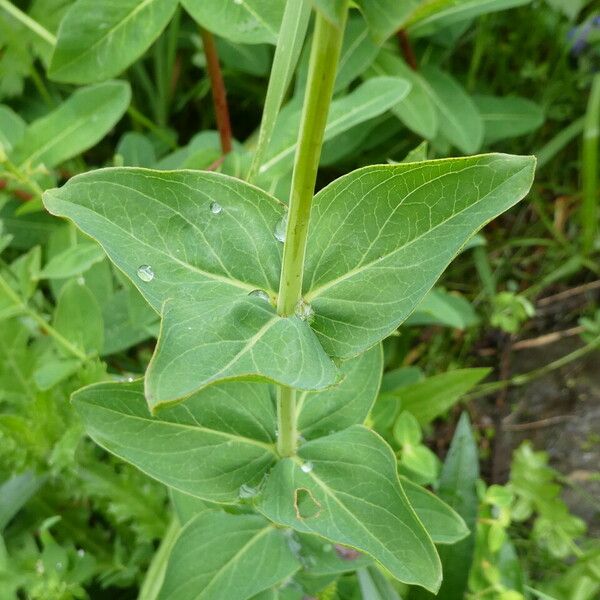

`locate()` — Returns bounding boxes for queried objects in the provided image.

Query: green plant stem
[0,0,56,46]
[276,6,348,317]
[581,73,600,255]
[276,386,297,457]
[0,273,88,361]
[466,334,600,400]
[138,518,180,600]
[274,4,349,458]
[199,27,233,155]
[127,106,177,149]
[247,0,311,183]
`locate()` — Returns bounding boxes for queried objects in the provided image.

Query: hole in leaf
[294,487,321,520]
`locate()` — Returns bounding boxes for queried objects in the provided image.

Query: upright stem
[276,7,348,317]
[200,27,233,155]
[581,73,600,255]
[275,5,349,458]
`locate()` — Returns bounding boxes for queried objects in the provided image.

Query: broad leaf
[72,379,277,502]
[297,344,383,440]
[395,368,490,424]
[357,566,402,600]
[43,169,338,408]
[303,154,535,358]
[373,52,438,139]
[49,0,179,84]
[146,295,338,407]
[181,0,286,45]
[11,81,131,168]
[43,169,282,312]
[257,426,442,592]
[401,477,469,544]
[159,511,300,600]
[259,77,411,179]
[474,94,545,144]
[422,66,483,154]
[405,0,532,37]
[297,533,373,575]
[410,413,479,600]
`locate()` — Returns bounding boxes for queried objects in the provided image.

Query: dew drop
[136,264,154,282]
[209,201,223,215]
[322,543,333,553]
[248,289,270,303]
[234,0,242,4]
[300,461,314,474]
[295,299,314,322]
[77,549,85,557]
[274,214,287,243]
[239,484,258,499]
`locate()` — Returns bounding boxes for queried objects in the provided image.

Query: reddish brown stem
[397,30,418,70]
[0,179,33,201]
[199,27,233,155]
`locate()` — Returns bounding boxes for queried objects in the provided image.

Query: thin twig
[537,280,600,306]
[503,415,573,431]
[397,30,418,70]
[511,326,585,350]
[199,27,233,155]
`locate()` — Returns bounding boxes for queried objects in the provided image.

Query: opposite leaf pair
[43,153,536,410]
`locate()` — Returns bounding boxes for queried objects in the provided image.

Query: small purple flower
[569,15,600,57]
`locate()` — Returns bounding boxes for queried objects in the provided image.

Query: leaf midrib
[79,400,276,453]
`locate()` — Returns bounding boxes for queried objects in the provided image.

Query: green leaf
[474,94,545,144]
[0,104,26,153]
[11,81,131,168]
[401,477,469,544]
[49,0,179,84]
[146,295,338,408]
[421,66,484,154]
[257,426,442,592]
[355,0,418,43]
[405,0,532,37]
[259,77,411,179]
[303,155,536,359]
[357,566,402,600]
[0,472,43,531]
[43,168,337,408]
[373,51,438,140]
[297,344,382,440]
[72,379,277,503]
[410,413,479,600]
[159,511,300,600]
[54,280,104,355]
[297,533,373,575]
[181,0,286,45]
[42,168,282,309]
[116,132,157,167]
[405,287,479,329]
[335,15,380,92]
[38,243,105,280]
[395,368,490,425]
[246,0,311,182]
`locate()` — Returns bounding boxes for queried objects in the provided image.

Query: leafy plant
[32,1,537,597]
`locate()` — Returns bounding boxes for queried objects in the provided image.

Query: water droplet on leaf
[209,201,222,215]
[274,214,287,243]
[248,289,270,303]
[136,265,154,282]
[295,299,314,322]
[300,461,313,473]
